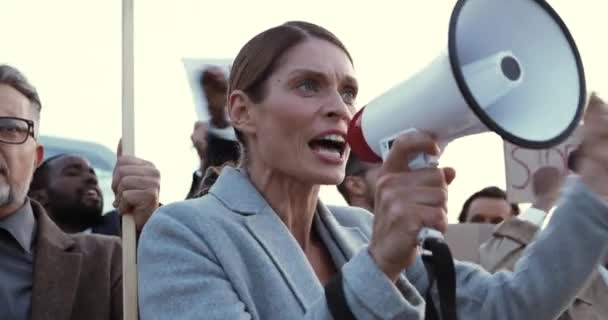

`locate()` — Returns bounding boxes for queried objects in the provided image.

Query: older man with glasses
[0,64,159,320]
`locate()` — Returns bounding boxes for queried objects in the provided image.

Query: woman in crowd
[138,21,608,319]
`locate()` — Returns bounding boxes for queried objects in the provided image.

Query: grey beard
[0,184,12,207]
[0,176,30,209]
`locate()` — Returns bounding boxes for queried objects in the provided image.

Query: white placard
[182,58,231,121]
[503,127,583,203]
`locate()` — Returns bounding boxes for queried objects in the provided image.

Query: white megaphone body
[347,0,586,244]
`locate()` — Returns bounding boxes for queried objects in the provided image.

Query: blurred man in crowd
[336,153,381,212]
[187,66,240,199]
[458,186,520,224]
[28,150,160,236]
[480,166,564,269]
[29,154,114,234]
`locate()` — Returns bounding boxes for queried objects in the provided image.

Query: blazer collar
[245,203,322,313]
[30,200,83,320]
[209,167,267,215]
[212,167,371,312]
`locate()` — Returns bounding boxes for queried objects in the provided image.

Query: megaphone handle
[380,131,446,246]
[409,153,446,244]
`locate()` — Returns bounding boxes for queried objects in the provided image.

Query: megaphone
[347,0,586,243]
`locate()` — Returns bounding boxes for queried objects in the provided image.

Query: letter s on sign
[511,146,531,190]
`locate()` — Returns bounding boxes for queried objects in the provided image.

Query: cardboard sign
[182,58,232,121]
[182,58,237,141]
[503,127,583,203]
[444,223,496,264]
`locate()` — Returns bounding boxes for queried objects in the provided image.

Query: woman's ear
[229,90,257,135]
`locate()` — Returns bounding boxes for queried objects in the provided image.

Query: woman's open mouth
[308,133,347,164]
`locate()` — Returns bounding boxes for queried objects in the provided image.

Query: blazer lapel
[211,167,324,311]
[316,202,369,261]
[30,202,83,320]
[245,205,323,312]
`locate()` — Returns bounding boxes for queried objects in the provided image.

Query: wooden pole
[121,0,138,319]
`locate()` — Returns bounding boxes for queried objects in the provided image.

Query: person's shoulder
[94,210,121,236]
[142,194,238,237]
[67,233,121,275]
[152,194,231,220]
[69,232,121,257]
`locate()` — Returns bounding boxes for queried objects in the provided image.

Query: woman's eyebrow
[287,68,327,79]
[288,68,358,88]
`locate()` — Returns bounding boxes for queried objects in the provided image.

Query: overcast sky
[1,0,606,221]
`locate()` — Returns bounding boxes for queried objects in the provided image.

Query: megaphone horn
[347,0,586,245]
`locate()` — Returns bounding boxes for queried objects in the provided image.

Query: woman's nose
[324,92,353,121]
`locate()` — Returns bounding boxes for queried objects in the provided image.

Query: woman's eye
[341,88,357,105]
[296,79,319,94]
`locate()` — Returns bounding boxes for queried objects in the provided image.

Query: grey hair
[0,64,42,136]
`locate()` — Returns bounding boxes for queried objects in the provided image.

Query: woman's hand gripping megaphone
[380,128,453,245]
[368,129,456,281]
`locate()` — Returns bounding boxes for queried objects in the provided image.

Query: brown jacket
[480,218,608,320]
[29,200,122,320]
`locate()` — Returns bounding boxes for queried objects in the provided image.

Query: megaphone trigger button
[409,153,438,170]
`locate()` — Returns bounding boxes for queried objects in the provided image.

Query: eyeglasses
[0,117,35,144]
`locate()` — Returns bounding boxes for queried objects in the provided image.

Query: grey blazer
[138,168,608,319]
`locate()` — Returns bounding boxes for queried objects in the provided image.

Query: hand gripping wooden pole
[121,0,138,319]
